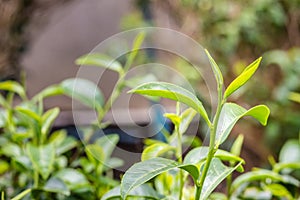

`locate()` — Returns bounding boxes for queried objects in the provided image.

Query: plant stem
[97,38,139,125]
[176,126,184,200]
[34,170,39,188]
[195,87,224,199]
[226,172,232,196]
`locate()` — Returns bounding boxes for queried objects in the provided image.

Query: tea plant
[0,32,154,199]
[103,50,270,199]
[0,77,123,199]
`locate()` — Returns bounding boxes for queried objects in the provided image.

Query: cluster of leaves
[0,77,122,199]
[100,49,294,200]
[0,31,155,199]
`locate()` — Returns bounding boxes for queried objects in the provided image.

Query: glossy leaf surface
[0,81,26,99]
[142,143,176,161]
[129,82,210,125]
[215,103,270,146]
[224,57,262,98]
[120,157,198,199]
[41,107,60,136]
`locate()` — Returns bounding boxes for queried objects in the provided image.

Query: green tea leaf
[60,78,104,111]
[205,50,223,89]
[0,81,26,99]
[32,85,63,102]
[279,139,300,164]
[264,183,293,200]
[273,162,300,173]
[43,177,70,196]
[224,57,262,99]
[231,134,244,157]
[215,103,270,146]
[184,147,244,165]
[102,184,161,200]
[15,105,40,122]
[11,189,31,200]
[2,143,22,157]
[125,31,146,70]
[56,136,78,156]
[27,143,55,180]
[164,113,181,128]
[179,108,197,135]
[76,53,123,74]
[129,82,210,126]
[231,169,300,193]
[107,157,124,169]
[54,168,90,190]
[0,161,9,174]
[200,158,243,200]
[86,144,105,164]
[288,92,300,104]
[142,143,176,161]
[120,157,198,199]
[95,134,119,161]
[41,107,60,136]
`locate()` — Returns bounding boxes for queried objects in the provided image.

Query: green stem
[226,172,232,196]
[195,87,224,199]
[34,170,39,188]
[97,40,138,124]
[176,126,184,200]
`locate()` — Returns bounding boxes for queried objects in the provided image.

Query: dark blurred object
[0,0,74,80]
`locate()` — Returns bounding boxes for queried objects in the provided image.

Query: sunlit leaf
[0,161,9,174]
[273,162,300,174]
[32,85,63,102]
[76,53,123,74]
[164,113,181,128]
[288,92,300,104]
[86,144,105,164]
[142,143,176,161]
[129,82,210,126]
[124,31,146,70]
[11,189,31,200]
[264,183,293,200]
[41,107,60,136]
[27,143,55,180]
[231,134,244,157]
[15,105,40,122]
[224,57,262,99]
[215,103,270,146]
[205,50,223,89]
[95,134,119,161]
[0,81,26,99]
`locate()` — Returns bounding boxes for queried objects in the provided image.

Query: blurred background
[1,0,300,169]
